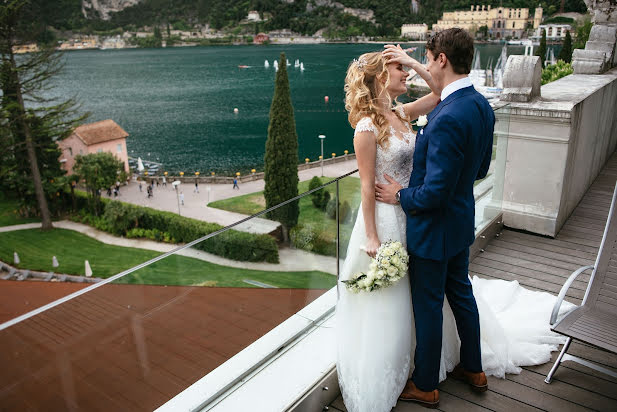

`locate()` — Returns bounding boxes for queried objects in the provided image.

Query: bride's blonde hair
[344,52,406,147]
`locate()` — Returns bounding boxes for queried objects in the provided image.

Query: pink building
[58,119,129,175]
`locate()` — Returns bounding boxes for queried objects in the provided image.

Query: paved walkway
[0,220,341,275]
[112,159,359,234]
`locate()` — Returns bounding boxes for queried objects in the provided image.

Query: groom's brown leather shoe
[398,380,439,408]
[449,364,488,393]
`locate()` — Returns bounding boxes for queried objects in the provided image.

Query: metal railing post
[336,180,340,293]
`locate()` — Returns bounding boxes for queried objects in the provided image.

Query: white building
[247,10,261,21]
[401,23,429,40]
[534,24,572,41]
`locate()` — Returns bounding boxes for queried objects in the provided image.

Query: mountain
[33,0,590,37]
[82,0,144,20]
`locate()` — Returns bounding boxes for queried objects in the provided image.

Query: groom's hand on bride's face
[375,174,402,205]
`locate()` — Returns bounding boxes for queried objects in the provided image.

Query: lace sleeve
[355,117,377,136]
[395,105,407,119]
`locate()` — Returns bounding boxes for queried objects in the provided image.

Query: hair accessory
[353,56,367,71]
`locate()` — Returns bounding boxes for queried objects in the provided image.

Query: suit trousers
[409,247,482,391]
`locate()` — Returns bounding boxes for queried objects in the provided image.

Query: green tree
[574,18,592,49]
[0,0,87,229]
[263,52,299,242]
[536,29,547,67]
[558,30,573,63]
[74,152,125,215]
[478,25,488,39]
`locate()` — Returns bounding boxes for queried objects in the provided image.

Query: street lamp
[318,134,326,176]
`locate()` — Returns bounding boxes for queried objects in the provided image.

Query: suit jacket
[399,85,494,261]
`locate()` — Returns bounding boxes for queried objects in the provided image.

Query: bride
[335,46,575,412]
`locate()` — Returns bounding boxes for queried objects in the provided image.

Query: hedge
[71,191,279,263]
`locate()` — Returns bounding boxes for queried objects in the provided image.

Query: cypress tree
[536,29,547,67]
[558,30,573,63]
[264,52,299,242]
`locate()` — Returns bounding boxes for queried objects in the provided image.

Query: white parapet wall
[500,67,617,236]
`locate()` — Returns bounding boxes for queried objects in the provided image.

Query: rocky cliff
[82,0,143,20]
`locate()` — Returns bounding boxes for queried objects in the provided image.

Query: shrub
[541,60,573,85]
[309,176,323,208]
[340,201,351,223]
[72,196,279,263]
[290,224,315,251]
[326,197,340,219]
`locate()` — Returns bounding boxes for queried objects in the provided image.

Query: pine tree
[558,30,573,63]
[0,0,87,229]
[263,52,299,242]
[536,29,547,67]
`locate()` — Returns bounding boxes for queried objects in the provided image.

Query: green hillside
[27,0,588,37]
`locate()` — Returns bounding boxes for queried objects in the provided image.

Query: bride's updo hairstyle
[345,52,406,147]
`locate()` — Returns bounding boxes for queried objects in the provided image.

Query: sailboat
[299,62,305,71]
[468,49,486,88]
[294,59,300,68]
[264,60,270,68]
[273,59,279,71]
[286,58,291,66]
[492,44,508,89]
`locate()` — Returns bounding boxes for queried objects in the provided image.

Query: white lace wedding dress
[335,113,576,412]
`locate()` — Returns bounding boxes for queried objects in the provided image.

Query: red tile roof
[72,119,128,145]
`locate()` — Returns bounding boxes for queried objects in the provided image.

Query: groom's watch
[395,189,401,204]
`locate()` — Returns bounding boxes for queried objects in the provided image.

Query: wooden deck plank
[506,368,616,411]
[439,378,540,411]
[472,253,590,286]
[487,373,590,411]
[499,230,599,258]
[490,238,595,267]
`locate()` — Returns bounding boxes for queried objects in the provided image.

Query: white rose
[387,266,398,277]
[376,270,386,279]
[391,256,399,265]
[416,115,428,127]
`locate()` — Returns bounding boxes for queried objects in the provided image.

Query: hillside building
[58,119,129,175]
[430,5,543,39]
[401,23,429,40]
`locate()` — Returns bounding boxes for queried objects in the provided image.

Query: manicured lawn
[0,228,335,289]
[0,194,40,227]
[209,176,362,248]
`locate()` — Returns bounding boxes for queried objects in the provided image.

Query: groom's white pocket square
[420,129,424,135]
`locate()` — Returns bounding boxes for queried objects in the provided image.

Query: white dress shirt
[440,76,472,101]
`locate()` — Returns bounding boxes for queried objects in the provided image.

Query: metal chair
[545,183,617,383]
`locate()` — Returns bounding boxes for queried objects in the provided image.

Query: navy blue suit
[399,85,494,391]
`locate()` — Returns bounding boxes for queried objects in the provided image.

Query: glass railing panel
[0,173,358,411]
[474,103,510,233]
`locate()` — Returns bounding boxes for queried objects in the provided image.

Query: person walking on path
[194,181,199,193]
[162,176,167,187]
[233,178,239,190]
[138,181,142,192]
[180,191,184,205]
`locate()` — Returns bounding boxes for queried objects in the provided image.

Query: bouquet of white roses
[342,241,409,293]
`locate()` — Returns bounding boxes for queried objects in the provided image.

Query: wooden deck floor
[330,154,617,411]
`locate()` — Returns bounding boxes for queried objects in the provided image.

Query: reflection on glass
[474,103,510,233]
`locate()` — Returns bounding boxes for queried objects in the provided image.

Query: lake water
[53,43,557,174]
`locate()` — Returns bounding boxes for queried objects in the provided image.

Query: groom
[376,28,494,408]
